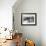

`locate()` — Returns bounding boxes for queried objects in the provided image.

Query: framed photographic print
[21,13,37,26]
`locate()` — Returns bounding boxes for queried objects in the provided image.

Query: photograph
[21,13,37,25]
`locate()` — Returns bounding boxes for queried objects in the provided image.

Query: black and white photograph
[21,13,37,25]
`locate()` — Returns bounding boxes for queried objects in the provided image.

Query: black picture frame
[21,13,37,26]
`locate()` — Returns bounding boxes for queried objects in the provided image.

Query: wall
[0,0,16,30]
[41,0,46,46]
[13,0,41,46]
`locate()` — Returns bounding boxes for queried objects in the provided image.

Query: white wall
[41,0,46,46]
[0,0,16,30]
[13,0,41,46]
